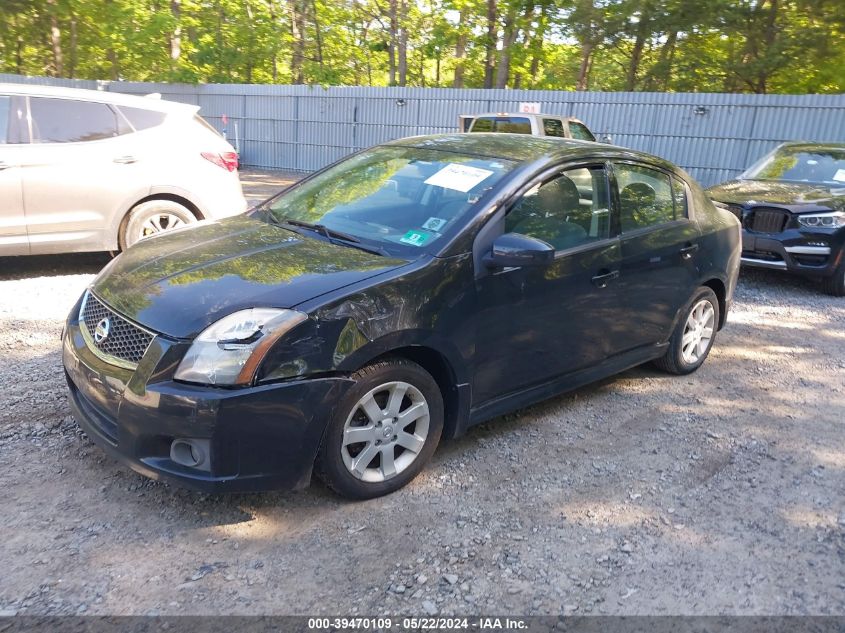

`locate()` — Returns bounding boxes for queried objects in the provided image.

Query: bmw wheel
[315,358,443,499]
[821,254,845,297]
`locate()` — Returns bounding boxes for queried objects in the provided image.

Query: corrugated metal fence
[2,73,844,186]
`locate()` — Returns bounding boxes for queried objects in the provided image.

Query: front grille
[747,208,790,234]
[724,203,744,221]
[80,291,154,366]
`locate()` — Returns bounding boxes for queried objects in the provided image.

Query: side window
[29,97,120,143]
[0,96,10,144]
[671,176,688,218]
[505,166,610,251]
[543,119,565,138]
[119,106,168,131]
[568,121,595,141]
[615,163,677,232]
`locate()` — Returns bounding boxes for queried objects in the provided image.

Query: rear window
[118,105,167,131]
[29,97,120,143]
[470,117,532,134]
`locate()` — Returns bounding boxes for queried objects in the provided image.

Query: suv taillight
[201,151,239,172]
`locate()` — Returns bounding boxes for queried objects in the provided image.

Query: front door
[0,95,27,255]
[473,164,621,404]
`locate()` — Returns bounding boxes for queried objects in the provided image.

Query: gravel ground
[1,171,844,616]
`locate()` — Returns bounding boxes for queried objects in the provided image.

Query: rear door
[17,96,148,253]
[0,95,28,254]
[612,161,701,352]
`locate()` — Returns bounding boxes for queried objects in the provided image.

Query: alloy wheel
[341,381,430,483]
[681,299,715,364]
[138,213,188,240]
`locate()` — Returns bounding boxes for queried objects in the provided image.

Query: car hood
[706,179,845,212]
[92,215,410,339]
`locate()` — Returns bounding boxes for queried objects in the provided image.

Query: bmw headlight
[174,308,307,386]
[797,211,845,229]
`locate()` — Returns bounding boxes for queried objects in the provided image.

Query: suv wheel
[315,358,443,500]
[654,286,720,375]
[821,255,845,297]
[120,200,197,249]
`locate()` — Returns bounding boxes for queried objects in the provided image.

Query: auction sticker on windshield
[424,163,494,192]
[400,230,431,246]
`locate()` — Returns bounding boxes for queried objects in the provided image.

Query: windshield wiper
[276,217,389,257]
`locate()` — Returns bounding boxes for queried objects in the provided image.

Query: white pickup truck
[460,112,597,141]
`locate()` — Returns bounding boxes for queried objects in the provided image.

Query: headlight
[174,308,307,386]
[797,211,845,229]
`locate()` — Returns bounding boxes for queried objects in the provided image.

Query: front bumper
[740,227,844,277]
[62,311,352,493]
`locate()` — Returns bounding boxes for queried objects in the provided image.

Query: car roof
[470,112,584,121]
[0,82,198,114]
[383,133,676,171]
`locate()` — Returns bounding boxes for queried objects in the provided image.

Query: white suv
[0,83,247,255]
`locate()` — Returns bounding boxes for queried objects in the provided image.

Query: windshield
[742,146,845,186]
[266,146,514,255]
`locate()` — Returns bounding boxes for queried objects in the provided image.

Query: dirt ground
[1,170,844,616]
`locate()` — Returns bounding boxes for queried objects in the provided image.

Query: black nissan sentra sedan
[63,134,740,499]
[707,142,845,296]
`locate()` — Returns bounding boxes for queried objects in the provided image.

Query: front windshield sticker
[400,230,431,246]
[833,169,845,183]
[424,163,494,193]
[422,217,448,231]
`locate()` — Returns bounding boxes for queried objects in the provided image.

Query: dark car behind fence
[2,73,844,187]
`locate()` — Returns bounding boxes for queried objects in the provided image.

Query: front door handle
[113,155,137,164]
[0,161,10,171]
[680,243,699,259]
[591,269,619,288]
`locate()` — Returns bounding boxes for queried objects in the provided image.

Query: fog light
[170,438,209,470]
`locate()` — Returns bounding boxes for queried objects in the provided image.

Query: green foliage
[0,0,842,92]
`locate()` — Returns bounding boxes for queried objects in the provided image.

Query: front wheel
[654,286,720,375]
[315,358,443,500]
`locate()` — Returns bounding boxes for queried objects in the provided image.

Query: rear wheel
[120,199,197,250]
[821,254,845,297]
[654,286,720,375]
[315,358,443,500]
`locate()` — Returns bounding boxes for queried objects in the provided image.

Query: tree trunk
[576,42,593,90]
[311,0,324,71]
[386,0,397,85]
[495,7,517,88]
[69,14,77,78]
[170,0,181,62]
[452,11,467,88]
[624,9,650,92]
[397,0,407,85]
[290,0,306,83]
[46,0,63,76]
[527,1,549,86]
[483,0,498,89]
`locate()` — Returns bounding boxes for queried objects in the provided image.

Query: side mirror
[483,232,555,269]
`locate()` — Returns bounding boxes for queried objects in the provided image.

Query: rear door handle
[591,269,619,288]
[0,161,10,171]
[680,243,699,259]
[113,155,137,164]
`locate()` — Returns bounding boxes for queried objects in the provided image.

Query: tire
[120,199,197,250]
[654,286,720,375]
[315,358,444,500]
[821,255,845,297]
